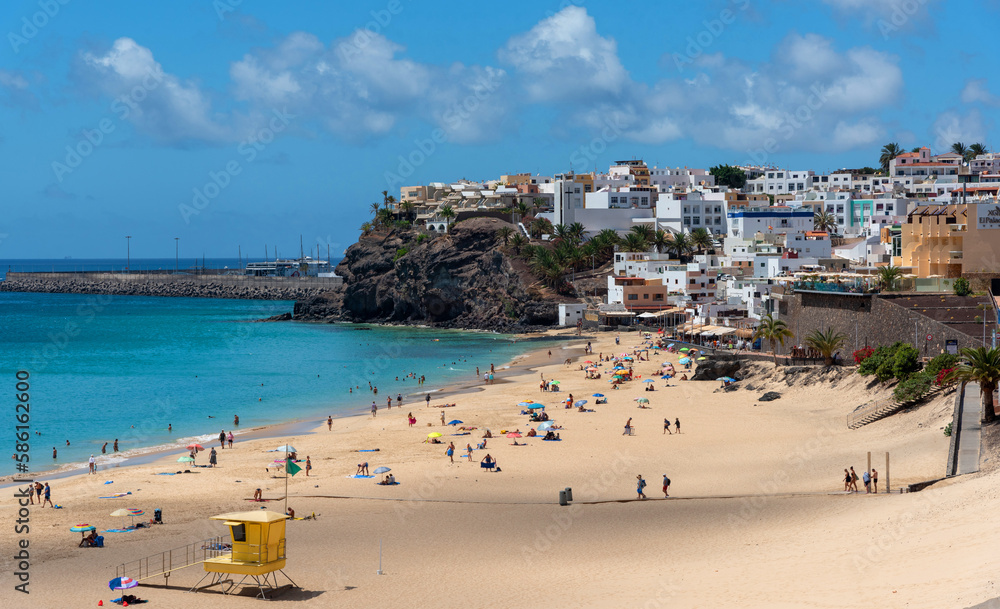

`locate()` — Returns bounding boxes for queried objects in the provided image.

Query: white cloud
[831,118,885,149]
[932,109,986,151]
[76,38,232,144]
[960,78,1000,106]
[499,6,628,102]
[821,0,940,29]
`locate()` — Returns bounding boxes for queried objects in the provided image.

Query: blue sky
[1,0,998,258]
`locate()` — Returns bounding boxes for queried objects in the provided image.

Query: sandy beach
[3,328,997,608]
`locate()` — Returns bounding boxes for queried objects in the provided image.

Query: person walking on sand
[862,469,871,493]
[441,412,446,426]
[219,430,226,449]
[662,474,671,498]
[871,468,878,494]
[426,394,431,406]
[209,447,217,468]
[843,469,851,492]
[371,402,377,418]
[228,431,234,448]
[42,482,53,507]
[849,467,859,492]
[89,454,96,474]
[446,442,455,463]
[387,396,392,411]
[327,416,333,430]
[623,417,632,436]
[674,418,681,434]
[636,475,647,499]
[663,418,671,435]
[466,444,474,461]
[305,456,311,476]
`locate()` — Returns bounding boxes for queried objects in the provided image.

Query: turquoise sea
[0,290,539,477]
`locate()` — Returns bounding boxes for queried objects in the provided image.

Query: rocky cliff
[293,217,562,331]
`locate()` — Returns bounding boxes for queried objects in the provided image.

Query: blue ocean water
[0,291,536,476]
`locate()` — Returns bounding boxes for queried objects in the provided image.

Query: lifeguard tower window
[232,523,246,542]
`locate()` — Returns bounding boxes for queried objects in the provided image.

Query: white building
[747,169,816,195]
[558,303,586,327]
[727,206,814,239]
[585,188,653,210]
[649,166,715,190]
[656,190,727,234]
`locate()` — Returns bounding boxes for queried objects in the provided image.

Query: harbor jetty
[0,271,340,301]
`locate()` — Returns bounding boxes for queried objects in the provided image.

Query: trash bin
[564,487,573,502]
[558,490,568,506]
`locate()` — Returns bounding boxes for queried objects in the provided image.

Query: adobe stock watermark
[51,68,165,183]
[744,82,828,167]
[8,0,72,54]
[336,0,409,60]
[178,108,294,223]
[568,114,626,169]
[671,0,751,72]
[383,70,505,189]
[877,0,931,40]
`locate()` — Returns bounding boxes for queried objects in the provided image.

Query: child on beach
[227,431,234,448]
[466,444,474,461]
[636,475,647,499]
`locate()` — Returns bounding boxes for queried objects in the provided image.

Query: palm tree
[945,347,1000,423]
[968,143,987,161]
[814,209,837,234]
[553,223,571,243]
[567,222,587,245]
[879,142,902,173]
[375,208,394,228]
[753,314,795,366]
[399,200,415,222]
[876,264,902,292]
[496,226,514,247]
[652,229,671,254]
[951,142,968,162]
[622,232,648,253]
[804,328,848,366]
[690,228,713,254]
[509,233,528,255]
[360,221,374,236]
[514,201,529,223]
[666,232,693,261]
[629,224,655,244]
[531,197,547,214]
[369,201,381,218]
[529,217,553,239]
[439,205,455,229]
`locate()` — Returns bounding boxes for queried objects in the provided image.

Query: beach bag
[665,478,671,486]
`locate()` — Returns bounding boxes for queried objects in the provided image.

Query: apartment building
[727,206,814,238]
[656,190,727,233]
[648,166,715,189]
[900,201,1000,277]
[746,169,816,195]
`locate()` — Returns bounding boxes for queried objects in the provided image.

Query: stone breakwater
[0,276,327,301]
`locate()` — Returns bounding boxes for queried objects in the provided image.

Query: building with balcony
[900,201,1000,277]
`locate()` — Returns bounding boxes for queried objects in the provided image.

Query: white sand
[2,329,996,608]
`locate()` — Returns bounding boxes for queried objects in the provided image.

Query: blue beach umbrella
[527,404,545,410]
[592,393,604,397]
[518,401,534,407]
[108,577,138,591]
[537,421,555,431]
[643,379,655,383]
[679,357,691,364]
[574,400,587,407]
[720,377,736,383]
[667,344,675,348]
[661,375,672,380]
[373,466,391,474]
[448,420,463,425]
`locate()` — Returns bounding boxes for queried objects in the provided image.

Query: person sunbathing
[483,430,493,438]
[253,488,263,501]
[527,429,537,437]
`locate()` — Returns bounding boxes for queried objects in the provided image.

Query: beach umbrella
[518,401,535,407]
[583,361,594,364]
[273,444,297,453]
[679,347,690,352]
[186,443,204,452]
[661,375,672,380]
[447,420,463,426]
[637,398,650,404]
[70,524,95,540]
[623,356,633,361]
[643,379,655,383]
[586,367,598,371]
[108,577,138,591]
[549,380,561,385]
[592,393,604,397]
[574,400,587,407]
[506,432,522,438]
[177,456,195,463]
[667,343,675,348]
[373,466,391,474]
[679,357,691,364]
[720,377,736,382]
[527,404,545,410]
[537,421,555,431]
[697,357,707,361]
[427,432,443,438]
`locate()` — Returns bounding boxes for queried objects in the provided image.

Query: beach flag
[285,460,302,476]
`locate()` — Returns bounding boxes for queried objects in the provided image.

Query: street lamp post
[175,238,179,273]
[126,235,131,272]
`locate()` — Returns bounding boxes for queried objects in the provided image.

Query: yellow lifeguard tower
[192,510,297,599]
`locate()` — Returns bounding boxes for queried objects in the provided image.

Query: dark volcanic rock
[758,391,782,402]
[259,312,292,322]
[691,354,741,381]
[294,218,566,332]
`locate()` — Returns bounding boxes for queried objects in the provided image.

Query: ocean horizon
[0,291,543,477]
[0,257,343,281]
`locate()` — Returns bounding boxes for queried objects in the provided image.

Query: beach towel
[346,475,374,479]
[155,472,177,476]
[53,505,63,509]
[357,449,380,452]
[375,481,400,485]
[102,528,134,533]
[103,481,114,484]
[100,492,132,499]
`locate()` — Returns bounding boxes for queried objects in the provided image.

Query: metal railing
[115,536,231,583]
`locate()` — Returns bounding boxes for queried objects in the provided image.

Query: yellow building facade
[900,202,1000,277]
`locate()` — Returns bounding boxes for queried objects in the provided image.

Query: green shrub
[943,422,953,437]
[953,277,971,297]
[393,247,409,261]
[924,353,959,377]
[893,372,932,403]
[416,234,427,244]
[891,343,921,380]
[858,344,896,379]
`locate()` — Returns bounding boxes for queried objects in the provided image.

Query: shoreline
[1,328,583,488]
